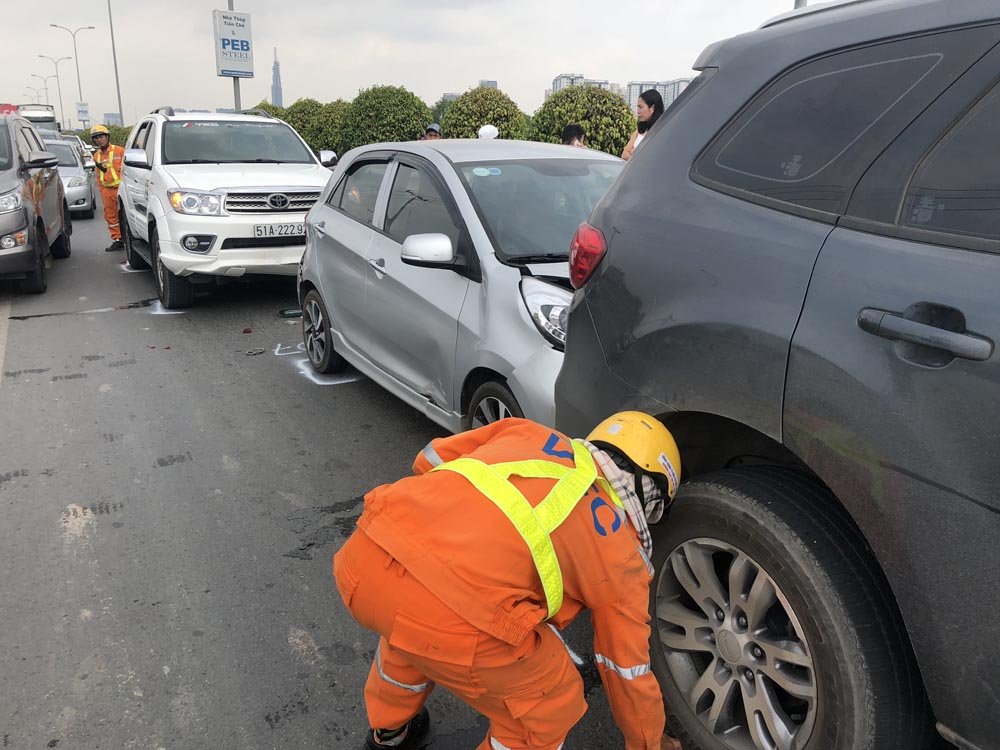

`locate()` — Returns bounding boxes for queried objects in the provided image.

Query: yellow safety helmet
[587,411,682,499]
[90,124,110,140]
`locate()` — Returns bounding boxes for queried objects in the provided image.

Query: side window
[131,123,149,152]
[901,85,1000,241]
[332,162,387,225]
[692,26,1000,215]
[384,164,460,247]
[16,128,33,161]
[143,125,157,162]
[23,127,45,152]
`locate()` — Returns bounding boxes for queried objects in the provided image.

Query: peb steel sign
[213,10,254,78]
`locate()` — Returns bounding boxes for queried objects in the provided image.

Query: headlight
[0,190,22,214]
[520,277,572,350]
[68,176,85,188]
[168,189,225,216]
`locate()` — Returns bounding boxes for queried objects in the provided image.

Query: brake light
[569,221,607,289]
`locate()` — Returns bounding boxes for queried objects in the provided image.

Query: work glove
[95,162,107,173]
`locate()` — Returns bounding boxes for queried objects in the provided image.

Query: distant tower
[271,48,284,108]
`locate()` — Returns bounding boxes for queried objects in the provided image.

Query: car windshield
[162,120,314,165]
[457,158,623,261]
[46,142,79,167]
[0,124,10,171]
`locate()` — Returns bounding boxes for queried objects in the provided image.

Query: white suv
[118,107,336,308]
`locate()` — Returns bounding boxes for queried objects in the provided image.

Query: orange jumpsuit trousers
[335,530,587,750]
[99,184,121,241]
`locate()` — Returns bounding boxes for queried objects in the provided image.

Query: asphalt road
[0,216,622,749]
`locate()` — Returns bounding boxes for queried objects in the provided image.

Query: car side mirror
[319,150,338,168]
[124,149,149,169]
[25,151,59,170]
[84,159,96,171]
[401,233,456,267]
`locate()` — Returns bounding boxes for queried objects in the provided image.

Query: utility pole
[107,0,125,125]
[30,74,55,105]
[229,0,242,110]
[39,55,70,128]
[51,24,95,128]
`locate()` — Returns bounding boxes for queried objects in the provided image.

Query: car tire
[20,227,48,294]
[50,205,72,259]
[462,381,524,431]
[152,228,193,309]
[122,212,149,270]
[302,290,348,374]
[649,467,937,750]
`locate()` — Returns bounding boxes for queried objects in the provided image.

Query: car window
[161,120,314,164]
[901,84,1000,241]
[0,124,11,171]
[144,124,157,162]
[384,164,460,248]
[131,122,149,152]
[46,142,79,167]
[692,27,1000,215]
[16,128,33,161]
[458,158,623,260]
[334,162,388,225]
[24,127,45,152]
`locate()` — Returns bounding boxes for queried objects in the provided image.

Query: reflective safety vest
[97,145,123,188]
[432,439,621,619]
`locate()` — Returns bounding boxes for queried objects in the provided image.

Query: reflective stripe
[595,653,651,680]
[99,146,121,187]
[421,442,444,467]
[375,644,429,693]
[432,440,598,619]
[490,739,512,750]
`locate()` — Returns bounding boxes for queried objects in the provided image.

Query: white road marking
[293,357,365,386]
[147,300,185,315]
[0,299,8,387]
[120,262,149,274]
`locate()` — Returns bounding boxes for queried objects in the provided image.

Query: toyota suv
[118,108,336,308]
[556,2,1000,750]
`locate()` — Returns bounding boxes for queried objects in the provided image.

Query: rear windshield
[0,125,10,171]
[457,158,623,261]
[46,142,79,167]
[162,120,314,165]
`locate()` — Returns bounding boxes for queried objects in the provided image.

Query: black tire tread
[302,291,348,374]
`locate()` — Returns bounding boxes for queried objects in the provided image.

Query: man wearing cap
[478,124,499,140]
[425,124,442,140]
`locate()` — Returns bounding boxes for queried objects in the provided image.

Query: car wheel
[152,228,193,309]
[122,213,149,270]
[20,227,48,294]
[301,290,348,374]
[50,205,72,259]
[650,467,936,750]
[463,381,524,431]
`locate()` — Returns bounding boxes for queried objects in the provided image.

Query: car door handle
[368,258,388,276]
[858,308,993,361]
[314,220,326,236]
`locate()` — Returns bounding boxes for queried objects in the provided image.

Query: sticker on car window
[488,167,502,176]
[472,167,490,177]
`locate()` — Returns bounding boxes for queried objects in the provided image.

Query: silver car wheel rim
[656,537,817,750]
[472,396,511,427]
[303,299,326,364]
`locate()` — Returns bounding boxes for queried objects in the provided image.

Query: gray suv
[556,2,1000,750]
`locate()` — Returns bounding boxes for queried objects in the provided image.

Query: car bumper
[65,184,92,212]
[156,212,307,278]
[507,344,563,428]
[0,216,37,277]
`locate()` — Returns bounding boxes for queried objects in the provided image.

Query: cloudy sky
[5,0,796,128]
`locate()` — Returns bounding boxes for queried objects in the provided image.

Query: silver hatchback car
[44,139,96,219]
[298,140,623,431]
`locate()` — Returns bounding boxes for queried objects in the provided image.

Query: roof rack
[237,108,276,119]
[150,106,175,116]
[761,0,875,28]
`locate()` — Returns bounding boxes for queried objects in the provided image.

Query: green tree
[283,97,324,148]
[430,96,455,126]
[338,86,431,152]
[313,99,350,154]
[528,86,635,156]
[441,87,527,140]
[252,99,286,118]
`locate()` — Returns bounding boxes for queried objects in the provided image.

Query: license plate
[254,223,304,238]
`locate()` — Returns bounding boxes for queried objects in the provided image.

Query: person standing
[425,123,442,140]
[622,90,665,162]
[561,123,586,147]
[334,413,684,750]
[90,125,125,252]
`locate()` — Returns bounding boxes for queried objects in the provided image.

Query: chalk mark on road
[0,299,9,387]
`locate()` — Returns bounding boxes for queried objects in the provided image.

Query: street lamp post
[50,24,95,128]
[25,86,44,104]
[39,55,71,129]
[30,74,56,105]
[107,0,125,126]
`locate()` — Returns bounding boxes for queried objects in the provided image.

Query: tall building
[442,92,460,102]
[548,74,613,100]
[103,112,123,126]
[626,79,693,110]
[479,80,498,89]
[271,48,284,108]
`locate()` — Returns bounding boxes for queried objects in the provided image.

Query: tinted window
[902,85,1000,241]
[46,142,79,167]
[162,120,313,164]
[0,125,11,171]
[335,162,387,225]
[458,159,623,260]
[131,123,149,151]
[693,29,999,215]
[24,127,45,152]
[385,165,460,247]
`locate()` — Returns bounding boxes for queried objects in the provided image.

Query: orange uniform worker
[90,125,125,252]
[334,413,684,750]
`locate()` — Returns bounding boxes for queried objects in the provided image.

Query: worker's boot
[105,240,124,252]
[365,707,430,749]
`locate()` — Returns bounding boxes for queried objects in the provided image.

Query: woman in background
[622,89,665,162]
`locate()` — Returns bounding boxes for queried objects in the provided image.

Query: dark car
[0,114,72,293]
[556,2,1000,750]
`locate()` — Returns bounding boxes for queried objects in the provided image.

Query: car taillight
[569,221,607,289]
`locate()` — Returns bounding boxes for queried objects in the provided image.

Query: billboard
[213,10,254,79]
[76,102,90,123]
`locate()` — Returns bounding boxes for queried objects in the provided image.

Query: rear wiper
[506,253,568,264]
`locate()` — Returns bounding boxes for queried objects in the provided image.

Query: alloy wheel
[303,299,326,365]
[656,538,817,750]
[471,396,512,427]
